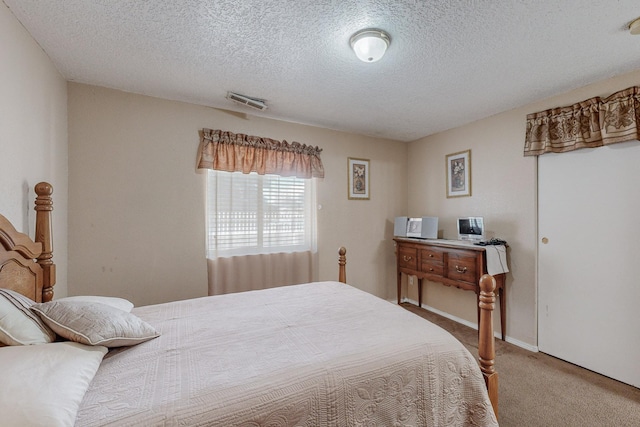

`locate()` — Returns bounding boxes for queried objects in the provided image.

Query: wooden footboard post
[479,273,498,419]
[338,247,346,283]
[34,182,55,302]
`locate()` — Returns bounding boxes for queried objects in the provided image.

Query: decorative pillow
[56,295,134,312]
[0,341,107,427]
[31,301,159,347]
[0,288,55,345]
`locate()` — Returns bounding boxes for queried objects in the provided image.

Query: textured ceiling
[5,0,640,141]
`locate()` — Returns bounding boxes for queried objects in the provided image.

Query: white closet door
[538,141,640,388]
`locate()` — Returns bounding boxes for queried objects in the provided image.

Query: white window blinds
[206,170,317,258]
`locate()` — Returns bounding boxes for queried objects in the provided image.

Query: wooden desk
[394,238,506,340]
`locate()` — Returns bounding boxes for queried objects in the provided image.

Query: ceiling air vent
[226,92,268,111]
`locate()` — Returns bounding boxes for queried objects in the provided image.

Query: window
[206,170,317,258]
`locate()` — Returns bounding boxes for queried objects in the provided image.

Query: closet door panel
[538,141,640,388]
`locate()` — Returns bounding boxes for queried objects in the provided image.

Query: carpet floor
[400,303,640,427]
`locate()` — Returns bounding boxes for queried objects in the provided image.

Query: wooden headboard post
[34,182,55,302]
[338,247,346,283]
[478,273,498,418]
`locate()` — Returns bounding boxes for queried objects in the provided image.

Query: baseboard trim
[397,297,539,353]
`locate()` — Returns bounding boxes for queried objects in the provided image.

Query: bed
[0,182,499,426]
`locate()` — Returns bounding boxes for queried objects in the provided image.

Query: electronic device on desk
[457,217,485,241]
[475,238,508,246]
[394,216,438,239]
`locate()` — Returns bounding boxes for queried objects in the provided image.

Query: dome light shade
[630,17,640,35]
[350,29,391,63]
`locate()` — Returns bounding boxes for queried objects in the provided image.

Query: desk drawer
[398,247,418,270]
[420,247,444,262]
[421,261,444,275]
[447,250,478,284]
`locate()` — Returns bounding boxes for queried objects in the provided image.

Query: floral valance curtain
[196,128,324,178]
[524,86,640,156]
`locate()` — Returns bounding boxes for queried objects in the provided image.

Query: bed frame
[0,182,498,417]
[0,182,55,303]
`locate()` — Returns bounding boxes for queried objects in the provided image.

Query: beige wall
[0,3,68,296]
[68,83,407,306]
[408,68,640,348]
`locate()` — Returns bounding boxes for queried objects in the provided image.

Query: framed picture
[446,150,471,198]
[347,157,370,200]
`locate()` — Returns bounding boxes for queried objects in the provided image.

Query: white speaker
[420,216,438,239]
[396,216,439,239]
[393,216,408,237]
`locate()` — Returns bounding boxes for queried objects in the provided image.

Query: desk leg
[493,274,506,341]
[397,271,402,304]
[418,278,423,308]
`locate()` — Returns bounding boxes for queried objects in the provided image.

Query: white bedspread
[75,281,497,426]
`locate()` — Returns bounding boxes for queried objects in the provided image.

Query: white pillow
[0,289,55,345]
[31,300,159,347]
[56,295,134,312]
[0,342,107,427]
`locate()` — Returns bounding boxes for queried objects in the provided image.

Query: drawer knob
[403,255,413,262]
[429,267,434,271]
[455,265,467,273]
[429,254,434,257]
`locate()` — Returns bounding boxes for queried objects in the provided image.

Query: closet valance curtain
[197,128,324,178]
[524,86,640,156]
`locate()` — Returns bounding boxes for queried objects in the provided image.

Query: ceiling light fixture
[630,17,640,35]
[350,29,391,63]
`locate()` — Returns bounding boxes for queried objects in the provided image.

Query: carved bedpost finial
[478,273,498,418]
[34,181,53,198]
[34,182,55,302]
[338,246,347,283]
